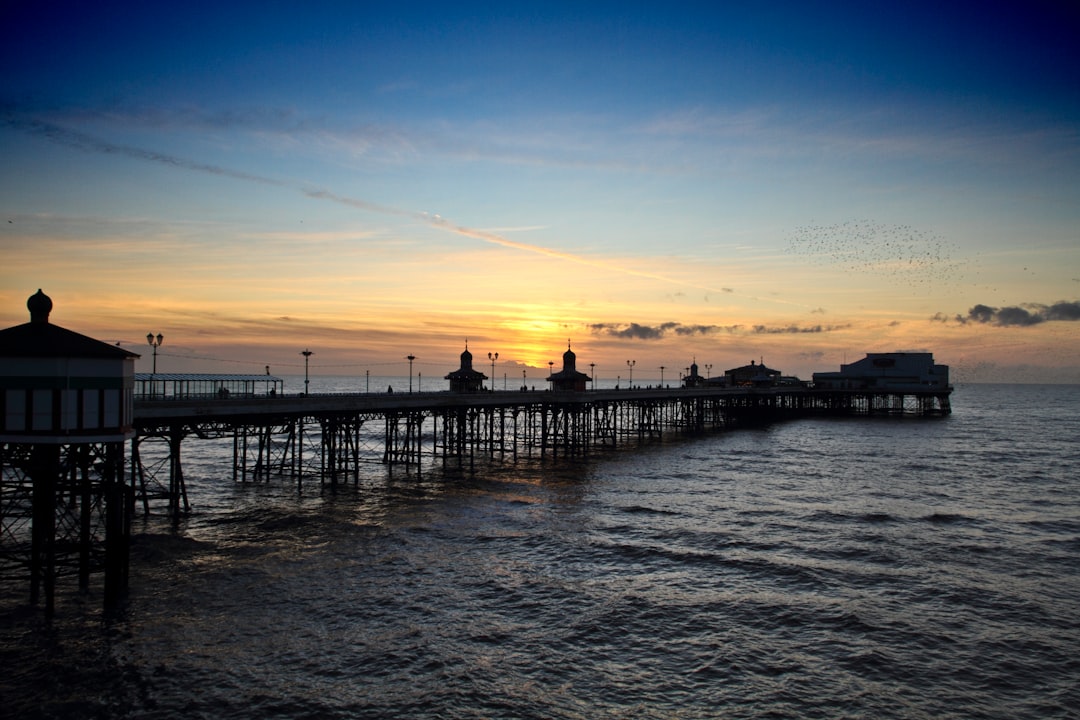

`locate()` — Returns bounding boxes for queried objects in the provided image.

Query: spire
[563,341,576,371]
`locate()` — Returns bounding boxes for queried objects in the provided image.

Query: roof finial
[27,289,52,323]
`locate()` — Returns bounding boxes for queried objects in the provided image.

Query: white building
[812,352,949,389]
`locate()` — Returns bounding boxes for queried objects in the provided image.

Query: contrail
[9,116,286,187]
[302,189,735,294]
[7,115,786,301]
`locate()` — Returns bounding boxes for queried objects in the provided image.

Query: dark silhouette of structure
[682,358,706,388]
[0,290,138,613]
[445,342,487,393]
[725,359,782,387]
[546,341,591,392]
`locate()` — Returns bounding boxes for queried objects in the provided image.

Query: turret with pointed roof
[546,340,591,392]
[444,341,487,393]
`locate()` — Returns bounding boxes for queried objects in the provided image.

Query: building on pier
[0,289,138,442]
[812,352,949,389]
[0,289,137,612]
[135,372,283,399]
[546,342,591,392]
[682,359,732,388]
[725,359,781,387]
[682,359,706,388]
[445,343,487,393]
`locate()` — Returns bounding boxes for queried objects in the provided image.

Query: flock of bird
[784,219,962,290]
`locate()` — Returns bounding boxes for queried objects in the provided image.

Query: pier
[3,382,950,613]
[131,384,951,513]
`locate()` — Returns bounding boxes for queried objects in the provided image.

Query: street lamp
[146,332,164,373]
[705,363,713,380]
[407,354,416,393]
[627,360,635,389]
[590,362,596,391]
[659,365,665,388]
[522,368,527,391]
[548,360,554,376]
[488,352,498,392]
[301,349,313,395]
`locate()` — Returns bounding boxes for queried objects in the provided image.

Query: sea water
[2,383,1078,719]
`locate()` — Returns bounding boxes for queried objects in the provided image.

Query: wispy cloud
[588,321,850,340]
[5,115,287,187]
[5,114,745,297]
[752,324,851,334]
[590,322,738,340]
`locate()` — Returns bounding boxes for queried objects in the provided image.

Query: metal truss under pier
[0,440,132,614]
[130,386,950,516]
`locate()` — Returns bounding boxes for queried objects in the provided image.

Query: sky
[2,1,1079,383]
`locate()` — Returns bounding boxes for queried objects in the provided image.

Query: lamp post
[705,363,713,381]
[627,360,635,389]
[548,360,554,376]
[146,332,163,373]
[590,362,596,391]
[659,365,665,388]
[488,352,498,392]
[301,349,313,395]
[407,354,416,393]
[522,369,527,391]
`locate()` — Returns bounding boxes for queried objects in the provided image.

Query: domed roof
[563,341,576,370]
[1,290,139,359]
[28,288,52,323]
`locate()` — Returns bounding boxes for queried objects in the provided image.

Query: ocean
[2,382,1078,719]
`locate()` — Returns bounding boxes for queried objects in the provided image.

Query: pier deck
[131,385,951,514]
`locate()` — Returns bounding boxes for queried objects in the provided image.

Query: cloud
[674,324,723,336]
[589,322,682,340]
[1045,301,1080,321]
[5,114,747,299]
[947,301,1080,326]
[6,116,287,187]
[752,324,851,334]
[589,321,849,339]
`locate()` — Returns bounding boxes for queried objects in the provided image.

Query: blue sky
[2,2,1079,381]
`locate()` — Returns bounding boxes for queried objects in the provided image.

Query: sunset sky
[2,2,1078,383]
